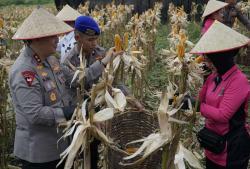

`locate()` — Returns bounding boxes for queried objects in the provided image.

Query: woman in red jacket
[191,21,250,169]
[201,0,228,35]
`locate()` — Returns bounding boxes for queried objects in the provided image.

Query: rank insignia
[41,72,48,77]
[33,54,42,63]
[22,71,35,87]
[85,29,96,36]
[50,92,57,102]
[37,65,44,69]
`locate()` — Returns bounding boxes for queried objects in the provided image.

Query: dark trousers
[206,158,226,169]
[206,158,249,169]
[21,159,64,169]
[90,138,101,169]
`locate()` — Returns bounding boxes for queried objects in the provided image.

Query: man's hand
[62,106,76,121]
[101,47,123,66]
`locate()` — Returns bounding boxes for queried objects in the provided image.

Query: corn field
[0,1,250,169]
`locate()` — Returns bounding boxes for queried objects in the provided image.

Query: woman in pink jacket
[201,0,228,35]
[191,21,250,169]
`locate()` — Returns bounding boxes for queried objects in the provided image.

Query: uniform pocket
[47,90,58,104]
[44,80,56,92]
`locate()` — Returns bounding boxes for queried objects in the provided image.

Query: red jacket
[199,65,249,166]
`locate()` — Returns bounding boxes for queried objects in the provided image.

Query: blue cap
[75,16,100,36]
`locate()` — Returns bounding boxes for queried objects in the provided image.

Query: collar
[74,44,80,56]
[63,31,75,41]
[75,44,96,58]
[25,46,49,67]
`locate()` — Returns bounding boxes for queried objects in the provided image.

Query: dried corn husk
[174,143,202,169]
[105,87,126,111]
[93,108,114,122]
[0,58,14,72]
[70,46,86,87]
[58,99,116,169]
[122,91,173,165]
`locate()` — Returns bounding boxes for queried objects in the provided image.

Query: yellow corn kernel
[112,11,117,18]
[177,43,185,59]
[0,18,3,29]
[180,32,187,43]
[125,147,138,155]
[114,34,122,52]
[173,95,178,105]
[195,55,204,63]
[123,32,129,50]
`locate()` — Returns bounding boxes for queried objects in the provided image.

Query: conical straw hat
[12,7,73,40]
[56,5,81,22]
[190,20,249,54]
[202,0,228,18]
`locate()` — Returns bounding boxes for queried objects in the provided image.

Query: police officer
[56,4,81,63]
[61,15,123,169]
[61,15,121,101]
[9,7,76,169]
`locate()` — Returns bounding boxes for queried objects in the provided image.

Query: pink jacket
[201,18,214,35]
[199,65,249,166]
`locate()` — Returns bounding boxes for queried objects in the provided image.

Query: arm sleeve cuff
[54,108,66,124]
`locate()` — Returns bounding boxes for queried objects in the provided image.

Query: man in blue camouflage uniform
[61,16,121,169]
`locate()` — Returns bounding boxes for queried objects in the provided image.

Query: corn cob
[195,55,204,63]
[114,34,122,52]
[123,32,129,50]
[0,18,3,29]
[177,43,185,59]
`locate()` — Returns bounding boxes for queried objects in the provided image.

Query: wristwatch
[99,59,106,68]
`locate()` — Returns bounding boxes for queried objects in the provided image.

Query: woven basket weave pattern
[107,111,161,169]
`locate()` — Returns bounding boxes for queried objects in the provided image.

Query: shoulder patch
[22,71,35,87]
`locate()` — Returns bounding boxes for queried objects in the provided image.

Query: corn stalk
[0,66,7,169]
[121,85,202,169]
[160,5,204,169]
[0,64,14,169]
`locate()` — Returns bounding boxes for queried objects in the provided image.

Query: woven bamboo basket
[106,111,162,169]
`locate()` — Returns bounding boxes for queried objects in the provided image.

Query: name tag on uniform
[218,88,225,96]
[44,80,56,92]
[56,71,66,84]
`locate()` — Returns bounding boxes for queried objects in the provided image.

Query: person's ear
[75,33,80,41]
